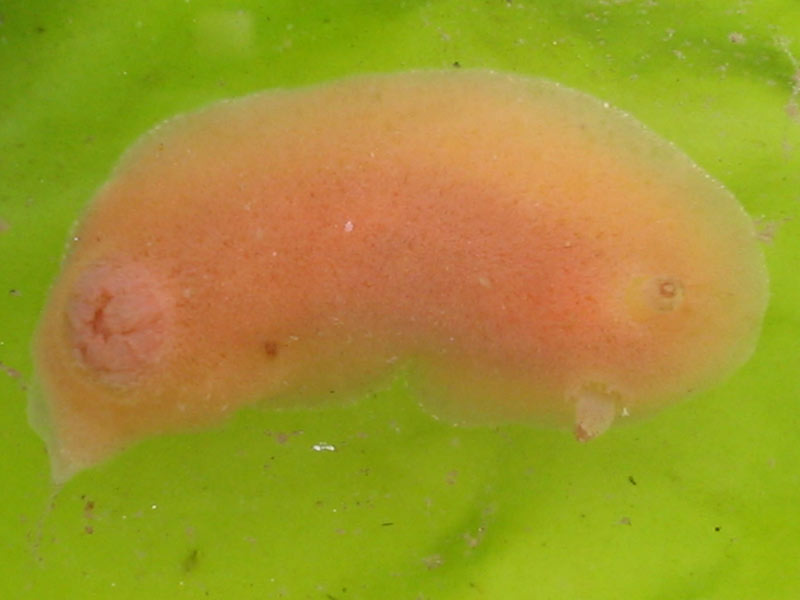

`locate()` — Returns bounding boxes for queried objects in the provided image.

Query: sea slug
[30,70,768,482]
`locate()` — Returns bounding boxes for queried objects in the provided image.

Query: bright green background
[1,1,799,598]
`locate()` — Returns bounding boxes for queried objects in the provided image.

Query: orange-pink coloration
[67,263,172,384]
[30,70,768,482]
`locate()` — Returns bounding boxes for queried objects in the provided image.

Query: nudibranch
[30,70,768,481]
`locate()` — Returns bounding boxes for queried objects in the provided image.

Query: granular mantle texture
[30,70,768,482]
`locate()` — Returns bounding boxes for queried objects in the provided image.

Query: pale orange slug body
[30,71,768,482]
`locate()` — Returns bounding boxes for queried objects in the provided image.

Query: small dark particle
[84,525,94,534]
[628,475,637,485]
[728,32,746,44]
[183,548,200,572]
[0,361,22,380]
[381,522,394,527]
[9,289,21,296]
[453,61,461,68]
[263,340,279,358]
[714,526,721,532]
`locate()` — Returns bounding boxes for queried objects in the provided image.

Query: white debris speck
[312,442,336,452]
[344,220,354,232]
